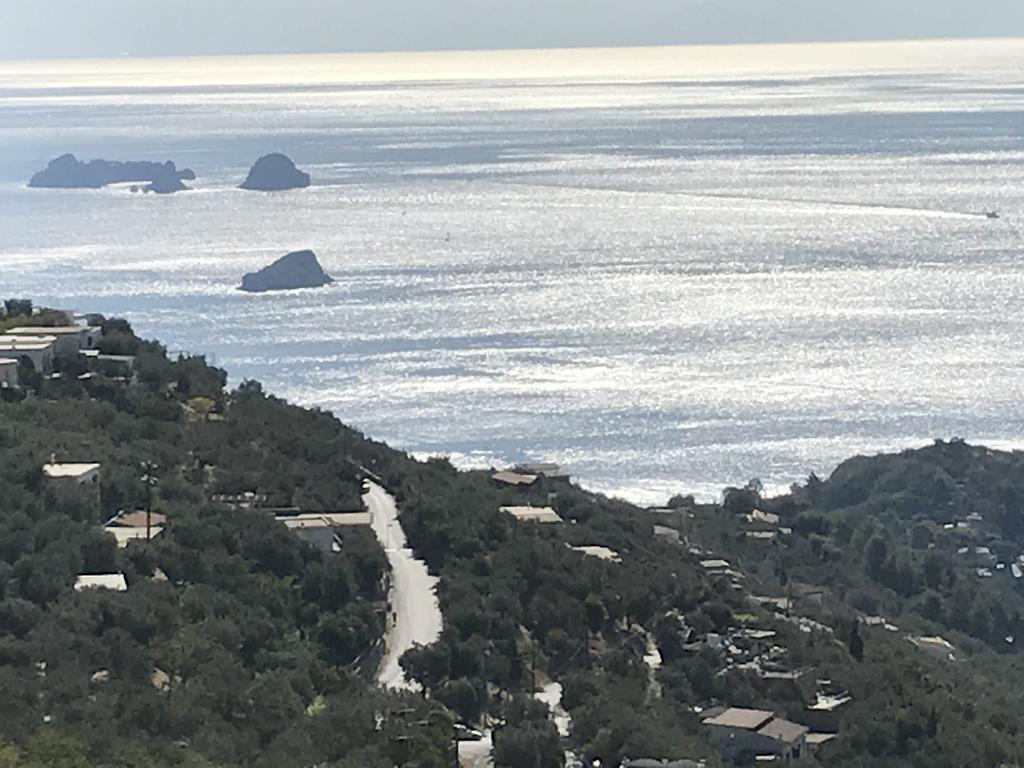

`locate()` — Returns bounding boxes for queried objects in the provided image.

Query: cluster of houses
[0,318,134,389]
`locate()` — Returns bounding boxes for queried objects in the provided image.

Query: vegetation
[4,301,1024,766]
[0,307,452,768]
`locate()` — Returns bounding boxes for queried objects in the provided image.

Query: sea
[2,38,1024,504]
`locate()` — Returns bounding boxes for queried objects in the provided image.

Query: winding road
[364,481,443,691]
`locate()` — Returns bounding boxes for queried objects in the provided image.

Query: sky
[2,0,1024,60]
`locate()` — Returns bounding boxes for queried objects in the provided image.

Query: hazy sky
[2,0,1024,60]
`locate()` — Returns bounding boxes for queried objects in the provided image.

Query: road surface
[364,481,443,690]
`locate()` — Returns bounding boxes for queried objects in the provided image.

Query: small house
[75,573,128,592]
[703,708,808,762]
[44,462,101,486]
[500,505,563,524]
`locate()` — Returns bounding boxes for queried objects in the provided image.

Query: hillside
[2,302,1024,767]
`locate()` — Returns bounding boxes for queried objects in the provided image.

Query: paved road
[364,481,443,691]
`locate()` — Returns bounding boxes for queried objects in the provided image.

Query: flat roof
[571,545,621,562]
[276,512,372,527]
[44,462,100,478]
[0,339,55,350]
[501,505,563,524]
[491,470,538,486]
[703,708,774,731]
[758,718,809,744]
[75,573,127,592]
[700,558,730,570]
[109,510,167,528]
[6,325,98,335]
[806,733,838,746]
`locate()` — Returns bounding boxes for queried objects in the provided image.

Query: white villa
[44,462,101,485]
[0,335,57,372]
[6,325,101,355]
[74,573,128,592]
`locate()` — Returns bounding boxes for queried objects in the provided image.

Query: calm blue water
[2,40,1024,503]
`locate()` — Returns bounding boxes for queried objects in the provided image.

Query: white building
[6,325,101,355]
[44,462,101,486]
[74,573,128,592]
[500,505,563,524]
[0,358,18,388]
[0,336,57,372]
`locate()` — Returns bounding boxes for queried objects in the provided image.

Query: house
[501,505,563,524]
[108,510,167,528]
[0,358,18,388]
[703,708,808,762]
[908,635,957,661]
[746,509,780,527]
[700,558,731,575]
[44,462,101,486]
[275,513,372,554]
[491,470,538,486]
[0,336,56,372]
[74,573,128,592]
[570,545,621,563]
[275,512,371,527]
[105,526,164,548]
[210,491,269,509]
[513,462,569,479]
[654,524,682,544]
[6,325,101,355]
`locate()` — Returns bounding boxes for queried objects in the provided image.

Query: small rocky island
[239,153,311,191]
[29,154,195,193]
[239,250,333,293]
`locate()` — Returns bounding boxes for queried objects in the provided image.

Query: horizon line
[3,33,1023,67]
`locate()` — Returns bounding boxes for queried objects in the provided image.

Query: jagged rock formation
[29,154,194,193]
[239,250,333,293]
[239,153,311,191]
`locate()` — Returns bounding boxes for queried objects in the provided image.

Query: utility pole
[141,461,159,541]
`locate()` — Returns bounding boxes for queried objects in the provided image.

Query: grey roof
[757,717,809,744]
[703,707,774,730]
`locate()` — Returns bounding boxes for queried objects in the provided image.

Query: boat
[985,211,1000,219]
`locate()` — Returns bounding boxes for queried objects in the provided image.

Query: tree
[849,621,865,662]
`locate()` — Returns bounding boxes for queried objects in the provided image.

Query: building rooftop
[805,733,838,746]
[75,573,128,592]
[43,462,101,478]
[570,545,621,562]
[757,717,809,744]
[109,510,167,528]
[0,358,17,366]
[0,338,55,351]
[275,512,372,527]
[491,470,539,486]
[703,707,774,731]
[501,505,563,524]
[700,558,731,570]
[6,325,98,336]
